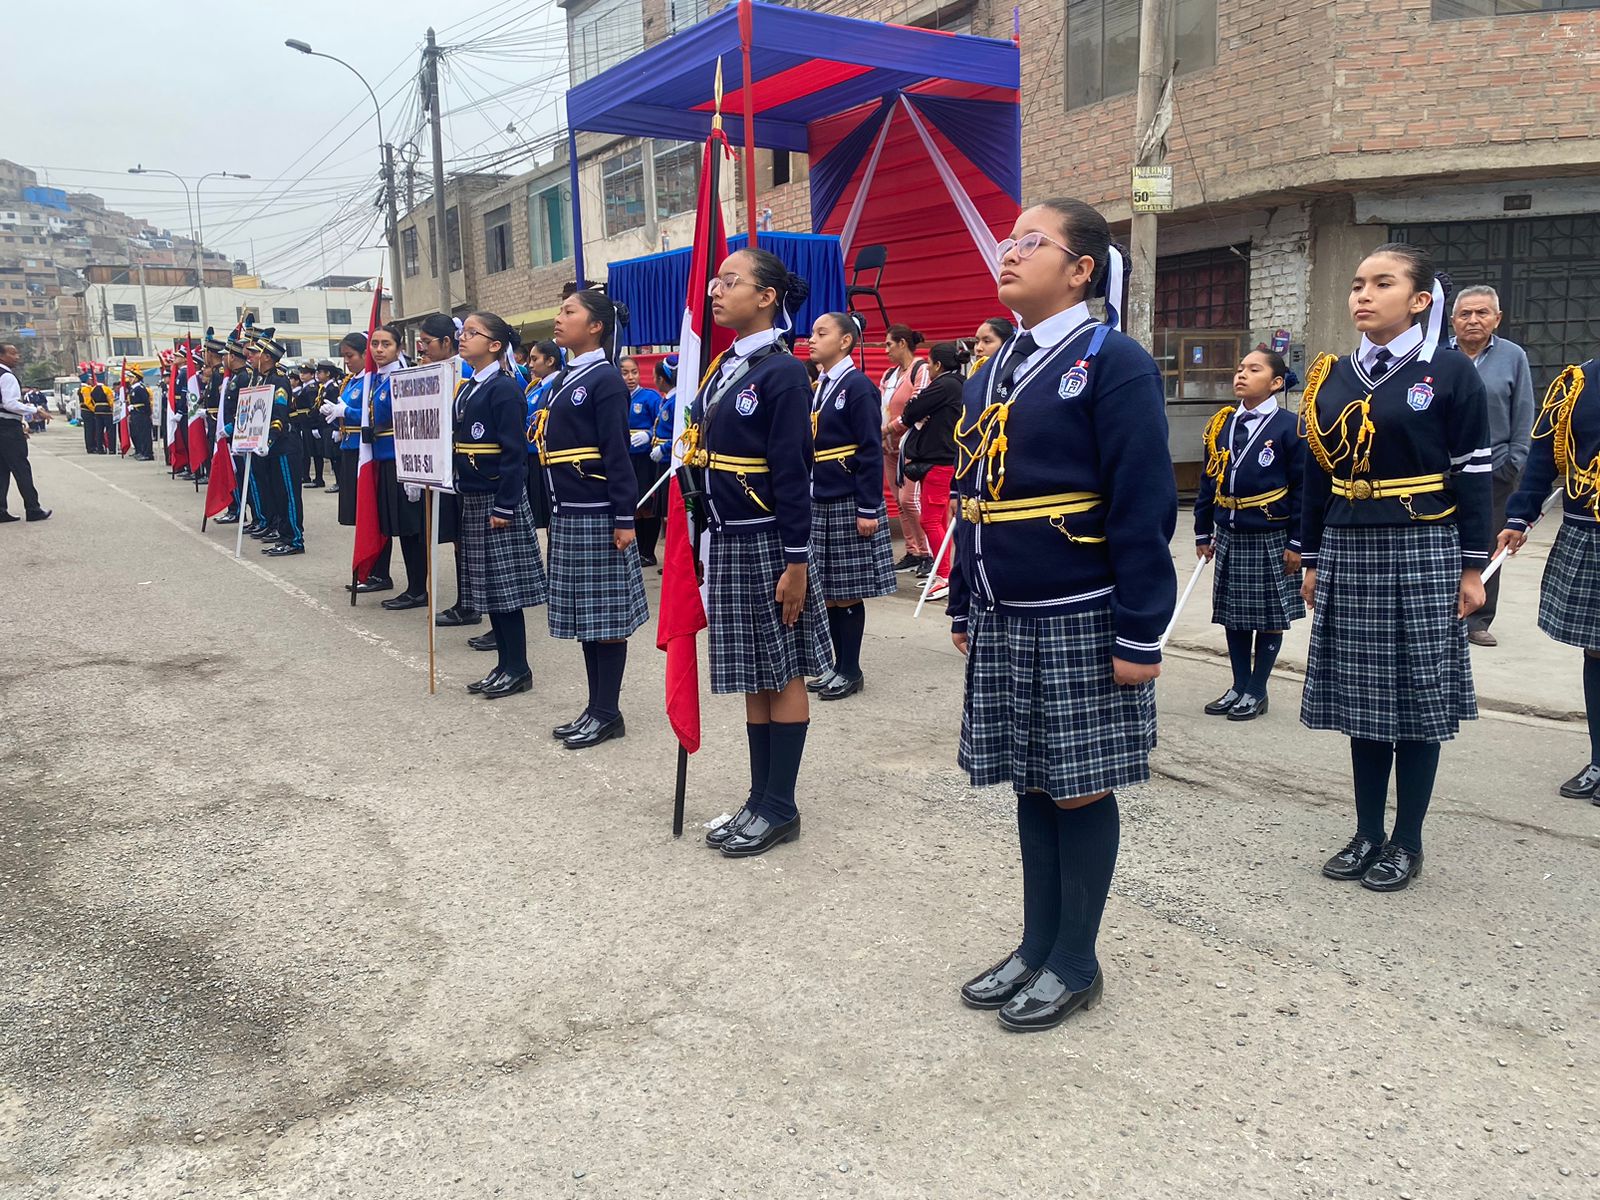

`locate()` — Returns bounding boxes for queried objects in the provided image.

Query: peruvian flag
[116,359,131,456]
[351,282,388,583]
[203,360,238,519]
[185,336,208,473]
[166,351,188,471]
[654,125,734,754]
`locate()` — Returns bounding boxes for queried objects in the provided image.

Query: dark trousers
[82,413,98,453]
[130,410,153,458]
[1471,471,1519,633]
[306,428,327,485]
[0,420,41,513]
[93,411,115,454]
[256,448,283,529]
[275,436,306,547]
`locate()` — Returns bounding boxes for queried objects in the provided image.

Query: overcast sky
[9,0,566,287]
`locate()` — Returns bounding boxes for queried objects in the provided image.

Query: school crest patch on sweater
[735,387,759,416]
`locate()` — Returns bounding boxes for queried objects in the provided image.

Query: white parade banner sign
[232,385,275,456]
[390,360,455,492]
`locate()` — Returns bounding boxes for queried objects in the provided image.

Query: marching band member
[1301,244,1491,892]
[250,331,305,557]
[314,360,342,491]
[1193,349,1305,720]
[369,324,428,603]
[805,311,896,701]
[540,290,649,747]
[686,249,830,857]
[455,312,549,699]
[1498,350,1600,803]
[126,370,154,461]
[322,333,395,591]
[216,335,254,526]
[415,313,480,629]
[620,355,665,568]
[949,198,1176,1031]
[199,330,226,479]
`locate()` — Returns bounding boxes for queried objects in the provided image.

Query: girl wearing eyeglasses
[948,198,1176,1033]
[415,313,480,630]
[688,249,830,858]
[540,289,649,750]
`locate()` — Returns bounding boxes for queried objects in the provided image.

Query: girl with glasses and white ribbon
[948,198,1177,1033]
[1300,244,1491,893]
[686,248,831,859]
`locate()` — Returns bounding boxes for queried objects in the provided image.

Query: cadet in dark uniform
[370,324,428,603]
[251,332,305,556]
[0,341,52,521]
[804,310,896,701]
[287,369,314,484]
[126,372,154,460]
[539,290,648,748]
[949,199,1176,1031]
[1301,243,1490,892]
[684,249,830,857]
[217,335,255,526]
[1193,349,1305,720]
[415,313,477,627]
[1498,352,1600,802]
[455,311,549,698]
[202,329,228,474]
[619,355,665,567]
[314,361,341,490]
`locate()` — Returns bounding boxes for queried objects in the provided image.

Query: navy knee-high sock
[1042,793,1120,991]
[1389,740,1441,853]
[590,641,627,721]
[1350,737,1394,842]
[580,641,598,717]
[1014,791,1062,970]
[1584,654,1600,765]
[828,603,865,678]
[496,610,528,675]
[1225,629,1253,693]
[762,720,808,822]
[1248,631,1283,697]
[745,722,771,814]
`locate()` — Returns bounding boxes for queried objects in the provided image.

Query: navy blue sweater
[811,365,885,516]
[539,356,637,529]
[946,323,1179,665]
[1507,357,1597,531]
[689,346,815,563]
[453,368,528,519]
[1193,402,1305,547]
[1299,347,1491,570]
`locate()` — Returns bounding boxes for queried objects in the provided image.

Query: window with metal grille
[174,304,198,323]
[484,204,513,274]
[112,303,136,321]
[1065,0,1216,110]
[1154,244,1250,402]
[402,227,420,277]
[273,308,299,325]
[1435,0,1600,16]
[603,148,646,236]
[529,183,571,267]
[654,142,699,221]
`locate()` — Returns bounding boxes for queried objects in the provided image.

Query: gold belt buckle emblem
[1350,478,1373,501]
[961,497,980,523]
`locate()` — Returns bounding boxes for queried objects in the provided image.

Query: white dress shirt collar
[566,348,607,369]
[1022,301,1094,349]
[820,358,855,385]
[731,327,781,359]
[1358,324,1423,371]
[1237,396,1279,422]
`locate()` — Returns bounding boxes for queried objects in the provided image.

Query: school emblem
[572,387,588,407]
[735,387,759,416]
[1059,364,1089,399]
[1407,379,1434,412]
[834,394,846,410]
[1258,440,1275,468]
[470,421,485,439]
[632,402,644,414]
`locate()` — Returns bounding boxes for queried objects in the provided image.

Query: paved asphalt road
[3,439,1597,1199]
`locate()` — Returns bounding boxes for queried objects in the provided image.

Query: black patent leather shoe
[467,631,498,652]
[214,512,240,525]
[258,531,282,543]
[1361,843,1422,892]
[264,543,304,556]
[563,713,625,749]
[552,711,591,739]
[1205,688,1242,716]
[24,508,51,522]
[244,525,267,538]
[380,592,427,611]
[1322,834,1385,881]
[1558,762,1600,799]
[720,812,800,857]
[819,672,863,701]
[467,670,505,695]
[480,670,532,699]
[997,968,1103,1032]
[960,953,1039,1010]
[806,670,839,694]
[436,605,483,627]
[349,576,394,594]
[705,806,755,849]
[1227,693,1268,721]
[0,512,16,523]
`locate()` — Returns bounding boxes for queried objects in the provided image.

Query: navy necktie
[1370,348,1393,378]
[998,333,1040,392]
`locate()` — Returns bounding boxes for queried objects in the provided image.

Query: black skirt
[376,458,424,538]
[435,489,461,544]
[632,453,663,518]
[338,449,359,526]
[527,455,552,528]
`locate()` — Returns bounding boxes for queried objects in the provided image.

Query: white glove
[319,401,343,421]
[650,444,665,463]
[629,429,650,450]
[404,483,423,503]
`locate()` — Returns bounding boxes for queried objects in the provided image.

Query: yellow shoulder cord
[954,399,1013,500]
[1202,405,1235,481]
[529,406,549,452]
[674,352,729,468]
[1299,352,1374,475]
[1533,365,1595,515]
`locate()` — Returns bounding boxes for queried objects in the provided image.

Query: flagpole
[1481,486,1561,584]
[913,520,957,618]
[636,462,672,512]
[1159,556,1210,651]
[234,457,253,558]
[738,0,757,245]
[426,487,438,695]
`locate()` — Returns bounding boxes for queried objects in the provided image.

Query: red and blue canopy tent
[563,0,1022,349]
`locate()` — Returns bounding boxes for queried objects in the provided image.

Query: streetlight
[127,166,251,331]
[284,38,405,318]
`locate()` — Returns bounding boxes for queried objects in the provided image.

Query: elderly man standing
[1450,285,1534,647]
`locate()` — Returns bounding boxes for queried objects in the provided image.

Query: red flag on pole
[116,359,132,456]
[203,356,238,520]
[351,283,388,582]
[185,336,208,473]
[166,351,188,471]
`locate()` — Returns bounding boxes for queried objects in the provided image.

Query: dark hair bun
[912,331,926,348]
[1283,367,1301,392]
[785,272,810,311]
[614,301,631,327]
[955,345,972,367]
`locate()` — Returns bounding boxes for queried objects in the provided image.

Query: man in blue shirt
[1450,285,1534,647]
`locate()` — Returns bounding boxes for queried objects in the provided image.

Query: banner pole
[1158,556,1209,651]
[234,457,253,559]
[913,519,958,619]
[426,487,438,695]
[672,744,687,839]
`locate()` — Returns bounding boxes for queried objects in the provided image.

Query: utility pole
[99,294,111,363]
[1127,0,1171,354]
[136,261,154,356]
[383,143,406,318]
[405,158,417,211]
[425,28,452,318]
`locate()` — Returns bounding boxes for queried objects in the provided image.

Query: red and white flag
[166,351,188,471]
[185,336,208,473]
[203,358,238,519]
[351,283,388,582]
[116,359,132,456]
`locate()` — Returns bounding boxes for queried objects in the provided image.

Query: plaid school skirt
[1301,524,1476,743]
[812,497,898,602]
[708,529,833,694]
[960,602,1157,799]
[547,510,649,641]
[458,492,548,614]
[1211,525,1305,630]
[1538,521,1600,650]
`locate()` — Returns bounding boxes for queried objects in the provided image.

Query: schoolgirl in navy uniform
[948,198,1176,1032]
[540,290,649,750]
[686,248,831,858]
[415,313,479,629]
[805,310,896,701]
[1300,243,1491,892]
[523,339,561,536]
[1193,349,1305,720]
[455,311,549,698]
[369,324,432,605]
[1498,352,1600,803]
[620,355,665,567]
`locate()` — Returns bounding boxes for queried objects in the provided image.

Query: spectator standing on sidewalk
[880,325,931,574]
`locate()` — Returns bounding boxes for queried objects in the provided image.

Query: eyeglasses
[459,328,489,341]
[707,273,758,298]
[995,231,1077,265]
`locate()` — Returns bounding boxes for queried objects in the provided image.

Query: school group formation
[58,194,1600,1038]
